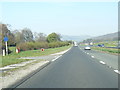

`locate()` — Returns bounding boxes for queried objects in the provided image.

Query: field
[91,41,119,54]
[80,41,119,54]
[91,47,119,54]
[1,45,71,67]
[93,41,118,47]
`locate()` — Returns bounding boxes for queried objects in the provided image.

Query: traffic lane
[16,46,118,88]
[79,46,118,70]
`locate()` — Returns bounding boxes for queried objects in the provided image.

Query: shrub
[17,41,70,51]
[17,42,49,51]
[48,41,70,48]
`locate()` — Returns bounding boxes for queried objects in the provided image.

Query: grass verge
[1,45,71,67]
[1,59,45,77]
[93,41,118,47]
[91,47,119,54]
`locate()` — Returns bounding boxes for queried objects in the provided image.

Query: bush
[17,41,70,51]
[17,42,49,51]
[48,41,70,48]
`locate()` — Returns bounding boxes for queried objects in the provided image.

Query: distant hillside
[93,32,118,42]
[61,35,91,42]
[84,32,119,42]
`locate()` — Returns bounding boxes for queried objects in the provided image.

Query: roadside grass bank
[1,45,71,67]
[1,59,45,77]
[91,47,119,55]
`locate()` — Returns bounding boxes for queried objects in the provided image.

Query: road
[13,46,118,88]
[79,46,118,70]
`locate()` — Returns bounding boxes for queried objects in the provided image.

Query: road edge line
[6,61,50,89]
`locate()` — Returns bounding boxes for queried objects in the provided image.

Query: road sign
[4,37,8,42]
[4,37,8,55]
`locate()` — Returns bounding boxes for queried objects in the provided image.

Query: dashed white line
[99,61,106,65]
[114,70,120,74]
[108,66,112,68]
[91,56,94,58]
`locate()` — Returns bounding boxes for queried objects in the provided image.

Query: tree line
[0,24,72,54]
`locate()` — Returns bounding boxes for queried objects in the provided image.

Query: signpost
[4,37,8,55]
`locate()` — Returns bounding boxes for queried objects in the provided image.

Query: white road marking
[52,55,62,62]
[108,66,112,68]
[87,53,89,54]
[99,61,106,65]
[91,56,94,58]
[0,60,37,70]
[114,70,120,74]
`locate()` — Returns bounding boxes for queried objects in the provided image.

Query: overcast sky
[1,0,118,36]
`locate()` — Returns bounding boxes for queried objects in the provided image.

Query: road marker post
[3,49,5,56]
[41,48,44,51]
[5,41,8,55]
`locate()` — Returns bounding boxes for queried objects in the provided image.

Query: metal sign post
[5,41,8,55]
[4,37,9,55]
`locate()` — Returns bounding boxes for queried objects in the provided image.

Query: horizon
[1,1,118,37]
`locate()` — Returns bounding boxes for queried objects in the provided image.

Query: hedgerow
[17,41,70,51]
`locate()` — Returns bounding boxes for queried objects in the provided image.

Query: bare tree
[0,24,15,46]
[21,28,34,42]
[34,32,46,42]
[12,30,24,44]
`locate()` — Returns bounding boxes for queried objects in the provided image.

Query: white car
[84,46,91,50]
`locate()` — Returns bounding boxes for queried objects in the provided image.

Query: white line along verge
[0,60,37,70]
[114,70,120,74]
[52,55,62,62]
[99,61,106,65]
[91,56,94,58]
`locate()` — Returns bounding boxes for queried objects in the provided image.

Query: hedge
[17,41,70,51]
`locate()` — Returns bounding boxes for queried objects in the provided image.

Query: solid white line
[99,61,106,65]
[52,55,62,62]
[114,70,120,74]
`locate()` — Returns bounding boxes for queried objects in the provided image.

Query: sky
[1,0,118,36]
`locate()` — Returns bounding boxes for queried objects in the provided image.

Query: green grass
[91,47,119,54]
[1,45,71,67]
[9,47,16,53]
[1,59,45,77]
[93,41,118,47]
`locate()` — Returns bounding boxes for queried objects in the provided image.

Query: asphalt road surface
[15,46,118,88]
[79,46,118,70]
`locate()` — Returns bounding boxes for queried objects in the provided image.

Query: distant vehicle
[98,44,104,47]
[74,42,78,46]
[84,46,91,50]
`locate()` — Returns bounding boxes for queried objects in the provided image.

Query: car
[84,46,91,50]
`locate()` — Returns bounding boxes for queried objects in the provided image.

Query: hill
[83,32,119,43]
[92,32,118,42]
[61,35,91,42]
